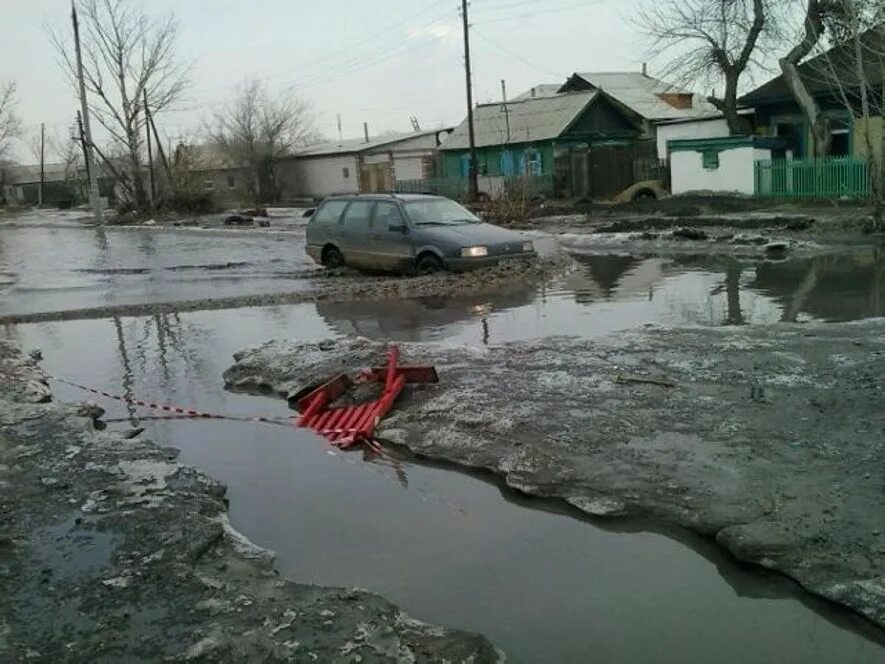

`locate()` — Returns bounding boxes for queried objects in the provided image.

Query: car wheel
[322,246,344,269]
[416,254,444,275]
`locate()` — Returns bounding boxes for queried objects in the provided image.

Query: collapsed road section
[224,323,885,633]
[0,340,499,662]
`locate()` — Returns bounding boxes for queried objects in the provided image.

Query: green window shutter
[702,150,720,169]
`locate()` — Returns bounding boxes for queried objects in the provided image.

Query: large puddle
[3,225,885,661]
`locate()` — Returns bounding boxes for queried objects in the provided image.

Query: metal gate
[586,141,665,200]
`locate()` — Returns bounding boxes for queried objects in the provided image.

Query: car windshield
[405,199,481,226]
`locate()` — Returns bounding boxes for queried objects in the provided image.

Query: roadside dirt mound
[225,323,885,634]
[0,341,499,662]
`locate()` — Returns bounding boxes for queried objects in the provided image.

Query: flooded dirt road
[6,313,884,663]
[2,221,884,661]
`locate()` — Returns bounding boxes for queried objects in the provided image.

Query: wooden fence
[755,157,871,199]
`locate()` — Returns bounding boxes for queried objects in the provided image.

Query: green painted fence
[755,157,871,200]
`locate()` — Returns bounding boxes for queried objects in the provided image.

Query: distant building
[0,162,99,207]
[171,143,251,206]
[276,128,453,201]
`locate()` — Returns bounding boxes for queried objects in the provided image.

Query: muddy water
[5,307,883,662]
[3,224,885,660]
[0,225,318,317]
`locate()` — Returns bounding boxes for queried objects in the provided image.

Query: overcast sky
[4,0,666,161]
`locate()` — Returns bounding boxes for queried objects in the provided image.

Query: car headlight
[461,246,488,258]
[522,241,534,253]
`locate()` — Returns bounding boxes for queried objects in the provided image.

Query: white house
[276,128,452,200]
[655,116,731,161]
[669,136,793,195]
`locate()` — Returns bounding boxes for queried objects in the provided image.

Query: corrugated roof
[565,72,717,121]
[293,128,449,157]
[440,91,598,150]
[511,84,562,101]
[1,163,73,184]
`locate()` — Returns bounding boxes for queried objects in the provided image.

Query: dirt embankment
[0,341,499,662]
[223,324,885,636]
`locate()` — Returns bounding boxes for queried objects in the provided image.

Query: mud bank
[0,254,571,325]
[224,324,885,632]
[0,341,498,662]
[551,229,827,258]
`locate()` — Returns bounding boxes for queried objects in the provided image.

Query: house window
[342,167,350,179]
[829,118,851,157]
[526,149,542,176]
[500,150,515,176]
[702,150,720,170]
[775,122,805,158]
[227,175,236,189]
[204,178,215,192]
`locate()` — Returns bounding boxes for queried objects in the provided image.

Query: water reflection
[753,248,885,322]
[315,290,533,343]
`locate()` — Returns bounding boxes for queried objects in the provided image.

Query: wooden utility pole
[76,111,90,180]
[144,89,155,208]
[461,0,478,201]
[501,80,511,144]
[145,103,170,180]
[72,1,103,223]
[39,122,45,207]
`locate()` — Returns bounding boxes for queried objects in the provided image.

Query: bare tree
[635,0,773,134]
[0,81,22,161]
[800,5,885,224]
[778,1,836,156]
[48,0,188,211]
[209,80,317,204]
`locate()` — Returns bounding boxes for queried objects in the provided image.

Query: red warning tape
[49,375,388,455]
[50,375,294,426]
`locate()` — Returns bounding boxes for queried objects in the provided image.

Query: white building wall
[364,153,390,166]
[657,119,730,160]
[671,146,758,195]
[393,156,425,181]
[278,155,359,199]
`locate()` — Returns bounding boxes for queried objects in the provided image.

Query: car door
[369,201,413,271]
[339,200,376,269]
[307,199,349,251]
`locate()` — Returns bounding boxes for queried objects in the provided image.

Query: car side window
[313,200,348,224]
[373,202,405,227]
[342,201,375,230]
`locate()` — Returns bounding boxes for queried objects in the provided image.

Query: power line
[186,1,450,101]
[477,1,599,25]
[472,28,566,78]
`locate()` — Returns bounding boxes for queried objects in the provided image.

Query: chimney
[642,62,648,76]
[531,87,536,98]
[363,122,370,143]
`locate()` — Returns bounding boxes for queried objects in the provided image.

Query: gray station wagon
[305,194,535,274]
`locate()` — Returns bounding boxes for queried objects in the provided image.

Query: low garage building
[276,128,452,201]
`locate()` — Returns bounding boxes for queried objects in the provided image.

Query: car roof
[322,193,445,203]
